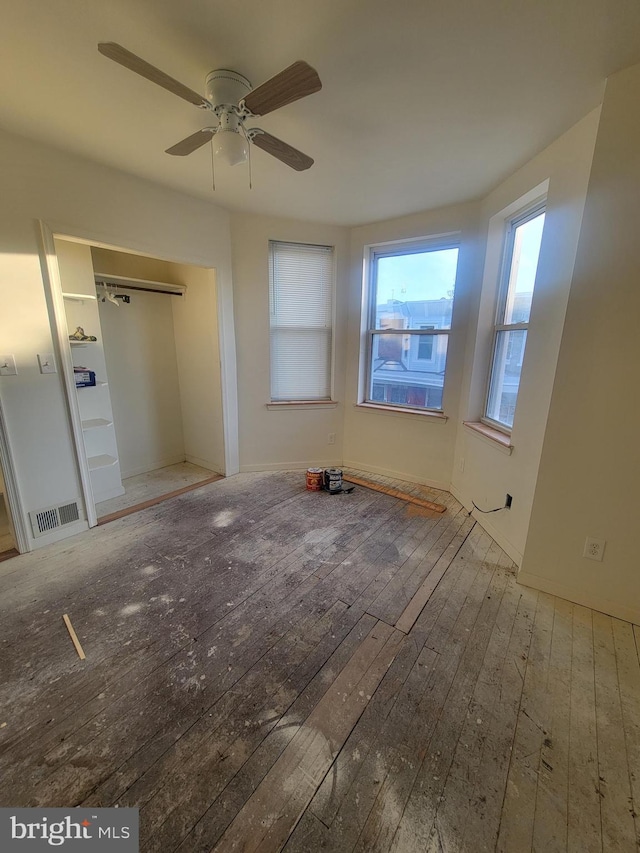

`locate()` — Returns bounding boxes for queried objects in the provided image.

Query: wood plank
[1,471,638,853]
[387,565,506,852]
[532,596,573,852]
[592,610,637,850]
[455,583,539,853]
[170,614,382,853]
[431,571,535,852]
[343,475,446,513]
[394,516,475,633]
[292,530,498,853]
[62,613,86,660]
[97,474,223,524]
[496,590,554,852]
[611,617,640,846]
[211,621,404,853]
[566,605,602,853]
[365,507,470,624]
[0,479,397,774]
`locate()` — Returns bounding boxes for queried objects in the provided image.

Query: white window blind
[269,241,334,401]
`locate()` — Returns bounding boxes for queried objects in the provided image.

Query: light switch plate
[38,353,57,374]
[0,354,17,376]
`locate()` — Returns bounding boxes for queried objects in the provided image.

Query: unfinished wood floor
[0,470,638,852]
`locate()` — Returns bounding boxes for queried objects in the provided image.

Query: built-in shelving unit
[58,246,125,506]
[81,418,113,430]
[88,454,118,470]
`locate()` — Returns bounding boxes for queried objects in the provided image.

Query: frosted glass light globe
[213,129,249,166]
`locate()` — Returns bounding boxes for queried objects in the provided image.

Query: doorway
[52,237,227,525]
[0,459,18,560]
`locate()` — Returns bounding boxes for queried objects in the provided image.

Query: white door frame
[0,396,30,553]
[37,220,238,530]
[38,222,98,526]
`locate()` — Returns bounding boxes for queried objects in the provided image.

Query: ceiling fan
[97,43,322,172]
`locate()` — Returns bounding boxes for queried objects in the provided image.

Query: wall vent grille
[29,501,83,538]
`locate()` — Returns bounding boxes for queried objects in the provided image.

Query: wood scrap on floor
[62,614,86,660]
[343,474,446,513]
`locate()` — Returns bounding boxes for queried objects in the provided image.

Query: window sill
[356,402,448,422]
[463,421,513,454]
[266,400,338,411]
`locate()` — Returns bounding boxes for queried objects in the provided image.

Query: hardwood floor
[96,461,220,520]
[0,492,15,554]
[0,470,637,852]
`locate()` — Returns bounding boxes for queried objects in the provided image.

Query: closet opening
[53,238,226,525]
[0,456,19,561]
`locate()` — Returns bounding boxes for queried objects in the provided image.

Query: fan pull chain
[210,139,216,191]
[248,139,252,190]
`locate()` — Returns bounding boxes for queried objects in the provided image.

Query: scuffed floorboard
[0,470,637,853]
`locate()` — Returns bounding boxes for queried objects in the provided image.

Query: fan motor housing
[206,69,252,108]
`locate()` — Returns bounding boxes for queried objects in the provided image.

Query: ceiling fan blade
[98,42,209,108]
[165,129,215,156]
[250,131,314,171]
[242,61,321,116]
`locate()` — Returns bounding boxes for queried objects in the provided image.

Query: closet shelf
[82,418,113,430]
[70,340,98,347]
[88,454,118,471]
[63,292,98,301]
[77,381,108,388]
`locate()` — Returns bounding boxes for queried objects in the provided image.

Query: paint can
[306,468,324,491]
[324,468,343,493]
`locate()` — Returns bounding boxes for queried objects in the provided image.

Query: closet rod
[95,281,183,297]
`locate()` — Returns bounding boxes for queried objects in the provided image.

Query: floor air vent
[29,501,82,538]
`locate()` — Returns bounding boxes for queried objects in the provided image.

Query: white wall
[98,287,185,479]
[172,264,225,474]
[90,247,225,475]
[231,213,349,472]
[343,202,481,489]
[0,126,235,549]
[450,110,600,563]
[520,64,640,624]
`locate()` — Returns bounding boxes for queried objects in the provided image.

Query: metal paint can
[324,468,343,493]
[306,468,324,491]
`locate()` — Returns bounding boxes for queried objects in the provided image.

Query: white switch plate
[0,354,17,376]
[37,353,57,374]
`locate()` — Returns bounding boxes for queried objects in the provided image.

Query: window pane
[503,212,545,324]
[375,248,458,330]
[368,333,449,411]
[269,241,333,401]
[486,329,527,428]
[270,329,331,401]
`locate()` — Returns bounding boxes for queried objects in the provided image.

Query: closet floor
[96,462,220,521]
[0,495,15,554]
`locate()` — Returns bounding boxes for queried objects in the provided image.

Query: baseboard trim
[120,455,187,480]
[239,460,343,473]
[342,460,450,492]
[29,519,89,550]
[449,484,523,567]
[517,570,640,626]
[184,455,224,475]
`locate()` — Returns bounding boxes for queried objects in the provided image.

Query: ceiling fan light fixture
[213,127,249,166]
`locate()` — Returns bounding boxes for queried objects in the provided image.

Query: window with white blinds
[269,241,334,401]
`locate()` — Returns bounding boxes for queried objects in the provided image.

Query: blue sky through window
[376,248,459,304]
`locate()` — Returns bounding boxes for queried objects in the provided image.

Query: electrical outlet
[327,433,336,445]
[505,494,512,509]
[583,537,606,562]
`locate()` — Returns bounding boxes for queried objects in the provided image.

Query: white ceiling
[1,0,640,226]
